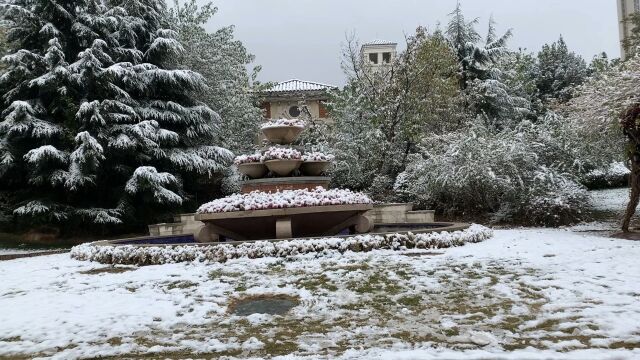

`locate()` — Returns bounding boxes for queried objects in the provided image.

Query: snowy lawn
[1,228,640,359]
[589,187,629,214]
[570,187,630,233]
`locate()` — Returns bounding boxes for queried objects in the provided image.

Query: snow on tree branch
[125,166,182,205]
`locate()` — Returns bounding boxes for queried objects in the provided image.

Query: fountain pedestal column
[275,218,293,238]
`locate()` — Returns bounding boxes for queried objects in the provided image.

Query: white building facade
[618,0,640,59]
[360,40,397,69]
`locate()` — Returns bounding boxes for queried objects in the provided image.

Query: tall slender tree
[168,0,262,155]
[445,3,529,125]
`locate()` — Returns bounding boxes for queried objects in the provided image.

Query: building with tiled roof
[362,39,397,46]
[361,39,397,68]
[265,79,336,93]
[260,79,337,121]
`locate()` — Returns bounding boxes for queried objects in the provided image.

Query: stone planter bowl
[237,162,268,179]
[262,126,304,145]
[301,161,331,176]
[264,159,302,176]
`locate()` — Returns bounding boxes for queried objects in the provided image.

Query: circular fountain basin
[301,161,330,176]
[264,159,303,176]
[237,162,268,179]
[195,204,373,241]
[261,126,304,144]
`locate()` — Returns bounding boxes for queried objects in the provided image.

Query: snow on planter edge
[196,187,373,213]
[70,224,493,265]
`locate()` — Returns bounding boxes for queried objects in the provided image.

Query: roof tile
[266,79,336,92]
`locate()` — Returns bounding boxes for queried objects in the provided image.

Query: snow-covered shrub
[233,153,264,165]
[302,152,335,162]
[261,118,306,129]
[197,187,372,213]
[220,168,242,196]
[369,174,396,202]
[581,162,630,190]
[262,147,302,161]
[495,167,589,226]
[70,224,493,265]
[398,120,589,226]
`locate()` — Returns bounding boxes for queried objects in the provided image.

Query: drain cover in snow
[230,296,298,316]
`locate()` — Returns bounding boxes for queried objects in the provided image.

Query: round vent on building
[288,106,300,117]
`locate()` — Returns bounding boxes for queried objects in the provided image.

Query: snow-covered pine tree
[445,4,530,125]
[537,36,588,102]
[0,0,232,233]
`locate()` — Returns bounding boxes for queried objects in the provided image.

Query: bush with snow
[261,118,306,129]
[70,224,493,265]
[397,120,589,226]
[197,187,372,213]
[497,167,590,226]
[581,162,630,190]
[233,153,264,165]
[302,152,335,162]
[262,147,302,161]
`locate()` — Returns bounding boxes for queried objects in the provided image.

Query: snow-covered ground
[1,228,639,359]
[568,187,629,233]
[589,187,629,213]
[0,248,56,256]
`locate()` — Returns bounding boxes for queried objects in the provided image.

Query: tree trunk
[622,159,640,232]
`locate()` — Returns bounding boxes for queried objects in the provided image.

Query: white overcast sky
[200,0,619,86]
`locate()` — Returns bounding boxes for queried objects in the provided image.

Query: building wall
[361,44,397,66]
[619,0,640,59]
[267,100,329,120]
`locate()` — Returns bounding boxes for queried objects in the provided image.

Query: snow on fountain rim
[302,151,335,162]
[262,146,302,161]
[196,187,372,214]
[70,224,493,265]
[260,118,306,129]
[233,153,264,165]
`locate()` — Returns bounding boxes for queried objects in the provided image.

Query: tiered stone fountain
[194,119,374,242]
[236,119,332,193]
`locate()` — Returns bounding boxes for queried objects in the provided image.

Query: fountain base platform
[194,204,373,241]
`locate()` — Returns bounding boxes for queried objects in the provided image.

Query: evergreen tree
[445,3,529,125]
[499,49,542,111]
[446,3,512,89]
[589,52,612,75]
[0,0,231,233]
[168,0,262,155]
[536,36,588,102]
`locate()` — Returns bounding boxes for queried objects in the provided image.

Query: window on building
[382,52,391,64]
[288,105,300,117]
[635,0,640,12]
[368,53,378,64]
